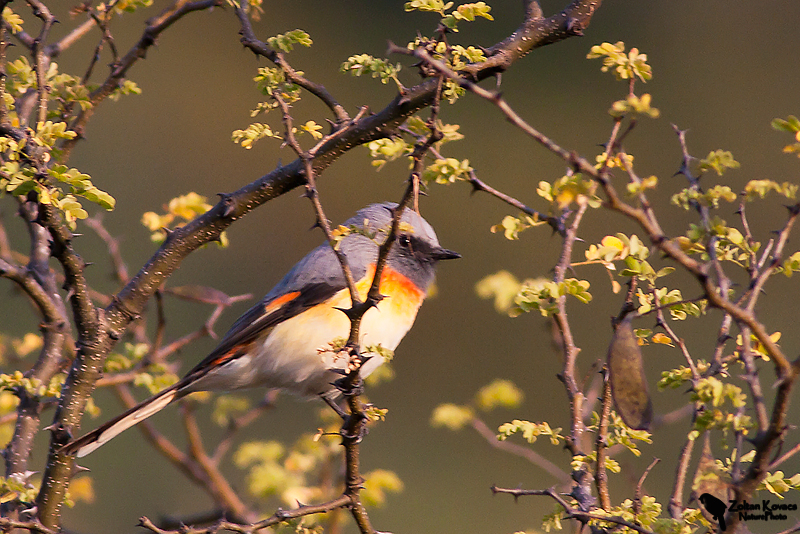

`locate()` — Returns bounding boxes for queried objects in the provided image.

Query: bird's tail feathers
[61,384,180,458]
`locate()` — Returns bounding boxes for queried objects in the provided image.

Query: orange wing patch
[264,291,301,315]
[208,341,253,367]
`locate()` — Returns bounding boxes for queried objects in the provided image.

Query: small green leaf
[267,29,312,53]
[699,150,740,176]
[475,379,523,411]
[430,403,474,430]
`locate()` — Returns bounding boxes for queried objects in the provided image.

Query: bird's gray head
[343,203,460,292]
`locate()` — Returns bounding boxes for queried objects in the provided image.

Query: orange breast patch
[355,264,425,311]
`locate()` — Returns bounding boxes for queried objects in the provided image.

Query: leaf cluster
[141,192,229,246]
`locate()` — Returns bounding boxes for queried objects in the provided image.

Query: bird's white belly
[197,283,424,397]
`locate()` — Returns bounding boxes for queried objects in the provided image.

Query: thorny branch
[402,12,800,532]
[60,0,225,160]
[235,5,349,125]
[491,485,656,534]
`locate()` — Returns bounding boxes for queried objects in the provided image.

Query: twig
[491,485,655,534]
[633,458,660,515]
[84,216,129,283]
[273,92,360,304]
[211,390,278,464]
[138,494,353,534]
[0,517,58,534]
[234,5,348,124]
[26,0,56,124]
[109,384,253,523]
[769,441,800,471]
[470,417,570,486]
[553,202,589,454]
[651,287,699,381]
[60,0,223,159]
[775,519,800,534]
[595,367,612,510]
[180,403,254,522]
[739,328,770,434]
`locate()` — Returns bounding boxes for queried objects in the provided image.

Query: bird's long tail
[61,384,181,458]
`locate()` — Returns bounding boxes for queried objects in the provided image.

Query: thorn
[217,193,237,218]
[365,293,385,308]
[71,464,91,475]
[565,16,584,36]
[19,505,37,518]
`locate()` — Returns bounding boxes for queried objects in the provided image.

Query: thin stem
[595,367,612,510]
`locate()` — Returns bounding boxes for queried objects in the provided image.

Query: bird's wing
[181,280,344,383]
[61,281,343,458]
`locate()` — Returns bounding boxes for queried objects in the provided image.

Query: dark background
[1,1,799,532]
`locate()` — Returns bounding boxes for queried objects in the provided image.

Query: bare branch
[594,368,612,510]
[470,417,570,486]
[491,485,656,534]
[60,0,224,159]
[139,494,353,534]
[633,458,660,515]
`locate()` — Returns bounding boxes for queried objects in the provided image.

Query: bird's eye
[397,234,411,247]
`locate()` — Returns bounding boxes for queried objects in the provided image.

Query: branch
[0,517,57,534]
[235,5,349,125]
[491,485,655,534]
[180,403,254,522]
[26,0,56,124]
[467,169,564,236]
[470,417,570,486]
[59,0,224,159]
[139,495,353,534]
[3,201,70,523]
[633,458,660,515]
[465,0,601,78]
[594,368,612,510]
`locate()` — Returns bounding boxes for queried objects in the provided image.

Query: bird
[698,493,728,531]
[62,202,459,458]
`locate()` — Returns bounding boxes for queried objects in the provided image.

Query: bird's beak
[432,247,461,260]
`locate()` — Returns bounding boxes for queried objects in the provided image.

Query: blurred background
[2,0,800,532]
